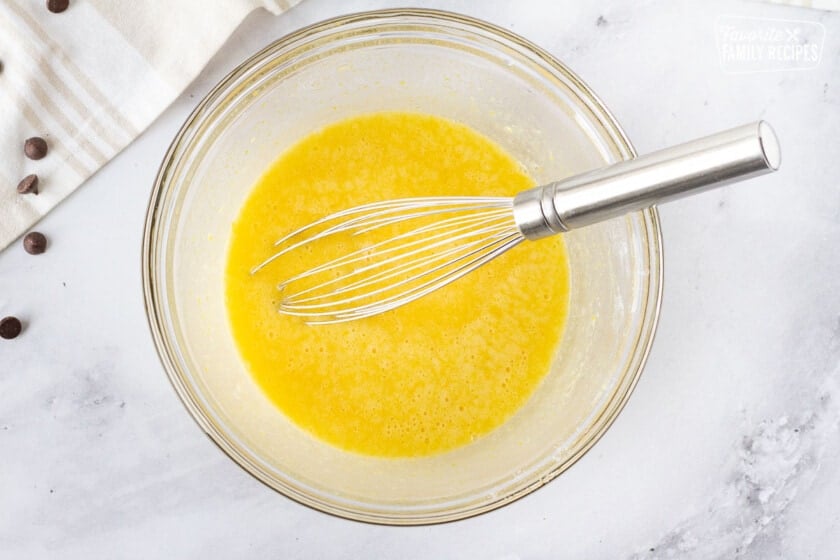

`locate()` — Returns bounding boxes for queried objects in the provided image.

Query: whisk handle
[513,121,780,240]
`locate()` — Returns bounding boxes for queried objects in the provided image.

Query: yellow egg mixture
[225,112,570,457]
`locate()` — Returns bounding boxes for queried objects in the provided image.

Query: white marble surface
[1,0,838,557]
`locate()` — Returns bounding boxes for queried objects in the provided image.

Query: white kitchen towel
[0,0,300,251]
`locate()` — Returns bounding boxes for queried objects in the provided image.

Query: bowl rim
[142,7,663,525]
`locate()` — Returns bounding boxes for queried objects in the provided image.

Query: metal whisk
[252,121,781,324]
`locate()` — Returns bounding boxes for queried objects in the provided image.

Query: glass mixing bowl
[142,9,662,524]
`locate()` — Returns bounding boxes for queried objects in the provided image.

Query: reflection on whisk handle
[513,121,781,240]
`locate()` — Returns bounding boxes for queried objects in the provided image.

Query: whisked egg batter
[225,112,570,457]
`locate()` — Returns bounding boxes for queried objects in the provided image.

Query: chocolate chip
[24,137,48,160]
[47,0,69,13]
[17,174,39,195]
[0,316,22,340]
[23,232,47,255]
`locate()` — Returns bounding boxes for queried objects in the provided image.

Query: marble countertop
[2,0,838,557]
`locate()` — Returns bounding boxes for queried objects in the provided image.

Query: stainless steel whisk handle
[513,121,781,240]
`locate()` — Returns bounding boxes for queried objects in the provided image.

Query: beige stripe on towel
[7,0,140,139]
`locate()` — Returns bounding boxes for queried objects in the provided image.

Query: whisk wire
[251,197,523,323]
[284,222,518,307]
[251,197,511,274]
[276,209,513,291]
[281,233,524,324]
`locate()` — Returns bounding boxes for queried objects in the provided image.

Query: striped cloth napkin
[0,0,300,251]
